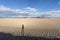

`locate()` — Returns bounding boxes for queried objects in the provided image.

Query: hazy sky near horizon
[0,0,60,17]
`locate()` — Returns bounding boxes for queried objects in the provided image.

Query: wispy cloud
[0,5,60,18]
[39,10,60,18]
[0,5,37,17]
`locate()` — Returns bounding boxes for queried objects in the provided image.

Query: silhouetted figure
[21,24,24,36]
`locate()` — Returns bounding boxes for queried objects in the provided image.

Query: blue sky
[0,0,60,17]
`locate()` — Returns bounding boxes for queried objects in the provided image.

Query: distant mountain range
[0,16,60,18]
